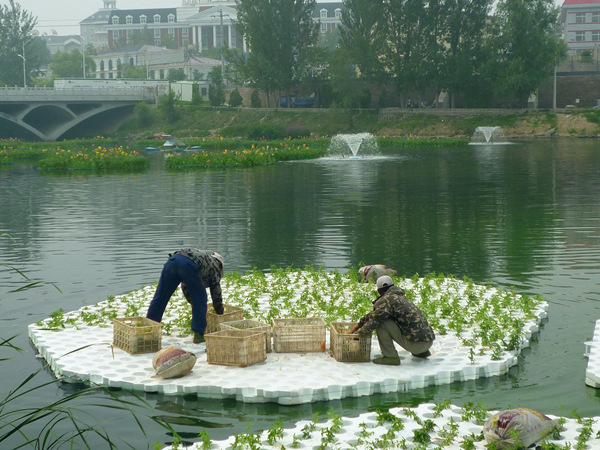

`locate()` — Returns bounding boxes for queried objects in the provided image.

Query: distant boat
[184,146,202,152]
[144,146,159,152]
[162,139,186,149]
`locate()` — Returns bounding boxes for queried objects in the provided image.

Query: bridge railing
[0,87,154,102]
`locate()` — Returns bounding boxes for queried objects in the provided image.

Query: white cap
[376,275,394,290]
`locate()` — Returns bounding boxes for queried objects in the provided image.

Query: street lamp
[17,41,26,88]
[211,8,229,77]
[82,35,86,79]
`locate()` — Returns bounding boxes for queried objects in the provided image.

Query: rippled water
[1,138,600,447]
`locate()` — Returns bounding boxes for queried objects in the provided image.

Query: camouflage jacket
[174,248,223,313]
[357,286,435,343]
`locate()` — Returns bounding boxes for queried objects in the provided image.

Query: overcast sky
[13,0,567,36]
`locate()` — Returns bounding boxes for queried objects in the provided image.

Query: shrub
[229,88,243,107]
[247,124,287,140]
[251,90,261,108]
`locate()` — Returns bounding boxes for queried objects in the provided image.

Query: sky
[11,0,568,37]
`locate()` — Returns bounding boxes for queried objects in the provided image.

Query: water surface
[1,138,599,447]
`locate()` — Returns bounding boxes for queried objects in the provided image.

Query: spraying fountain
[469,126,508,145]
[329,133,379,158]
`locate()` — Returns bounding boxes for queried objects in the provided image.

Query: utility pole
[18,40,26,87]
[82,35,86,79]
[211,8,229,78]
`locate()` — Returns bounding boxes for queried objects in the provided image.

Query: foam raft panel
[163,402,600,450]
[585,318,600,388]
[28,303,548,405]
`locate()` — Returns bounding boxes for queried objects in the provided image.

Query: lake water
[1,138,600,447]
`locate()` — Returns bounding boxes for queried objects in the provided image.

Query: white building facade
[562,0,600,54]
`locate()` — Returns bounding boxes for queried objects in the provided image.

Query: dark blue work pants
[146,253,208,334]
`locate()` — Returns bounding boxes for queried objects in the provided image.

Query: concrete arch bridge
[0,87,157,141]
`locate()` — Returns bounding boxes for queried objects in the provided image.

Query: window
[154,29,161,38]
[320,9,327,19]
[154,39,161,46]
[576,13,585,23]
[126,15,133,24]
[154,14,161,23]
[576,31,586,42]
[593,12,600,22]
[140,15,146,24]
[126,30,132,39]
[112,30,119,40]
[182,28,189,37]
[593,31,600,41]
[168,14,175,23]
[168,28,175,36]
[112,15,119,25]
[321,22,327,33]
[335,8,341,19]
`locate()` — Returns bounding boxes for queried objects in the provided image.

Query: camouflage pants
[376,319,432,358]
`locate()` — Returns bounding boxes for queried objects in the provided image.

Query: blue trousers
[146,253,208,334]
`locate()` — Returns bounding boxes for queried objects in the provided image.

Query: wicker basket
[273,317,326,353]
[205,303,245,334]
[330,322,372,362]
[220,319,272,353]
[205,328,267,367]
[113,317,162,354]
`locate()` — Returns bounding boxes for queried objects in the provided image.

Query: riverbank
[118,106,600,141]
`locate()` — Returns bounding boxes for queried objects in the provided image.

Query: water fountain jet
[329,133,379,158]
[469,126,508,145]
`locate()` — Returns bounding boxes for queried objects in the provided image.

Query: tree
[49,49,95,78]
[167,68,186,82]
[229,88,243,107]
[135,101,153,127]
[131,26,154,46]
[491,0,566,106]
[122,65,147,79]
[0,0,42,86]
[234,0,318,106]
[158,89,180,122]
[208,66,225,106]
[437,0,494,107]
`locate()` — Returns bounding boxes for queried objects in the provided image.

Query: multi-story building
[80,0,343,53]
[562,0,600,54]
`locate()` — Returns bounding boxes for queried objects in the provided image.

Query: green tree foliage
[251,89,262,108]
[491,0,565,106]
[121,64,147,79]
[437,0,493,107]
[208,66,225,106]
[49,49,95,78]
[234,0,318,105]
[158,89,180,122]
[135,101,153,127]
[168,68,186,82]
[0,0,48,86]
[131,26,154,46]
[229,87,243,106]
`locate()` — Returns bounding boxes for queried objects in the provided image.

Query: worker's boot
[372,356,400,366]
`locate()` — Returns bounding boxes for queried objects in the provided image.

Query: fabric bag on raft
[483,407,559,449]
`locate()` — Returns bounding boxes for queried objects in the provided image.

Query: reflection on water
[1,138,600,447]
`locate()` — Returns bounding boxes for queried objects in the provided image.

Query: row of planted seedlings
[168,401,599,450]
[37,266,545,366]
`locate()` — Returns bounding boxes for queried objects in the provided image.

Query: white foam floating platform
[164,402,600,450]
[585,318,600,388]
[28,274,550,405]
